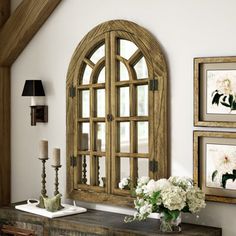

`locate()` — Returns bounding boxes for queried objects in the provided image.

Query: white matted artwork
[194,57,236,127]
[194,131,236,204]
[206,143,236,190]
[207,70,236,114]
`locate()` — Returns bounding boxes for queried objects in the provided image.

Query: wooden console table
[0,204,222,236]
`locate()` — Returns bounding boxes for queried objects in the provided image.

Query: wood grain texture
[0,0,10,27]
[1,225,35,235]
[194,56,236,128]
[0,0,61,66]
[0,67,10,206]
[66,20,168,206]
[193,131,236,204]
[0,205,222,236]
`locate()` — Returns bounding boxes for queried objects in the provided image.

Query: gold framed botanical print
[194,131,236,204]
[194,56,236,127]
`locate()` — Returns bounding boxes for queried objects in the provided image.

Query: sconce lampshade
[22,80,45,96]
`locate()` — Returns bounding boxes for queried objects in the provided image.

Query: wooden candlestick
[52,165,63,210]
[37,157,48,208]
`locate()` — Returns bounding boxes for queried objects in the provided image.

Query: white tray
[15,203,87,218]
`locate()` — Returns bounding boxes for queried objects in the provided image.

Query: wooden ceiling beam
[0,0,10,27]
[0,0,61,66]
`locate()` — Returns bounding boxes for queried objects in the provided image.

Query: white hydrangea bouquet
[119,176,206,233]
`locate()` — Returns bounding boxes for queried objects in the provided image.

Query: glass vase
[159,212,182,233]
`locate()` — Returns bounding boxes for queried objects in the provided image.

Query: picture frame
[194,131,236,204]
[194,56,236,127]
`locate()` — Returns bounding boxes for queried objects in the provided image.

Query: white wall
[11,0,236,235]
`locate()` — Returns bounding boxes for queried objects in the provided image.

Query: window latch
[149,160,158,172]
[107,114,113,122]
[70,155,77,167]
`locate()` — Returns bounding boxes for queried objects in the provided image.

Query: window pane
[138,158,149,178]
[95,122,106,152]
[82,90,89,117]
[97,67,105,83]
[78,123,90,150]
[137,85,148,116]
[134,57,148,79]
[119,122,130,152]
[82,65,92,84]
[118,61,129,81]
[90,44,105,64]
[137,122,148,153]
[119,39,138,60]
[120,157,130,180]
[119,87,129,117]
[96,89,105,117]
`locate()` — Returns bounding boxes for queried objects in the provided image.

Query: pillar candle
[39,140,48,159]
[81,133,88,151]
[53,148,61,166]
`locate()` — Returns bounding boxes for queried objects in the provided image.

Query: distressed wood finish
[0,1,10,208]
[194,131,236,204]
[1,225,35,236]
[0,67,10,207]
[0,0,62,66]
[194,56,236,128]
[67,20,168,206]
[0,205,222,236]
[0,0,10,26]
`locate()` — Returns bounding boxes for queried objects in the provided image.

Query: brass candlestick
[52,165,64,210]
[37,158,48,208]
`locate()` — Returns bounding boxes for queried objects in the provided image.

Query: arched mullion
[116,55,136,81]
[128,49,143,67]
[84,58,95,69]
[90,57,105,84]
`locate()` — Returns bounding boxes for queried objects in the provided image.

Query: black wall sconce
[22,80,48,126]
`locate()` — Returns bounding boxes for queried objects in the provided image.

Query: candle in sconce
[96,139,102,152]
[39,140,48,159]
[53,148,61,166]
[81,133,88,151]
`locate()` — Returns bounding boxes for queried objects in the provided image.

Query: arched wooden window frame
[66,20,168,207]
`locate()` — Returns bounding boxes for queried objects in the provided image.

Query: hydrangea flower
[186,187,206,213]
[118,177,130,189]
[119,176,206,223]
[161,186,186,211]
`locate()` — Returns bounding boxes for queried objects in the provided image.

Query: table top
[0,203,222,236]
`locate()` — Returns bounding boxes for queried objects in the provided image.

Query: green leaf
[182,205,190,213]
[229,94,234,107]
[220,101,231,107]
[221,171,236,188]
[212,91,223,105]
[232,101,236,110]
[212,170,218,182]
[169,210,180,221]
[162,209,180,221]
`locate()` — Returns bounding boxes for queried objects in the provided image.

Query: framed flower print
[194,56,236,127]
[194,131,236,204]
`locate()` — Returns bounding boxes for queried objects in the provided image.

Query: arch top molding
[67,19,167,84]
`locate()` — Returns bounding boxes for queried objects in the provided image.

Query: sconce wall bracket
[30,105,48,126]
